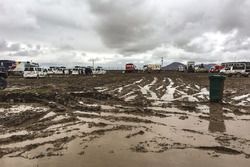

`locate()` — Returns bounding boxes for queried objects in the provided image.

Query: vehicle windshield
[25,68,34,71]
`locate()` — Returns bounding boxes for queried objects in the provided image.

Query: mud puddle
[0,130,249,167]
[1,73,250,166]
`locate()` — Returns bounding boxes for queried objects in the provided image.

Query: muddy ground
[0,72,250,167]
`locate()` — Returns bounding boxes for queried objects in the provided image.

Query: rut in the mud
[0,72,250,167]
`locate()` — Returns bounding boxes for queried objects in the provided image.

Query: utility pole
[90,59,95,69]
[161,57,164,67]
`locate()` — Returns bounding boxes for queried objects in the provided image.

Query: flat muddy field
[0,72,250,167]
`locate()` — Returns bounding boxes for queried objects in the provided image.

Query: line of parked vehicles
[0,60,107,89]
[125,63,162,73]
[23,66,106,78]
[1,60,249,90]
[179,61,250,77]
[0,60,107,79]
[124,61,250,77]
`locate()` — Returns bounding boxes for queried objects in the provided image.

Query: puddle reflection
[209,104,226,133]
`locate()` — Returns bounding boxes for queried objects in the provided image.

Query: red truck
[209,65,224,73]
[125,63,137,73]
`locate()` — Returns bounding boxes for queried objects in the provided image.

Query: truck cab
[125,63,137,73]
[187,61,195,73]
[209,65,224,73]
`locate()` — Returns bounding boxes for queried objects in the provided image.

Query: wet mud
[0,72,250,167]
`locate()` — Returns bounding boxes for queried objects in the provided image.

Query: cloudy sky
[0,0,250,68]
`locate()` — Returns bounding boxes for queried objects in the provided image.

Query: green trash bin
[209,75,226,102]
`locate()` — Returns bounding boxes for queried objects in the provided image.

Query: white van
[220,63,249,77]
[72,67,85,75]
[72,68,80,75]
[178,65,185,72]
[23,67,47,78]
[93,67,106,75]
[47,67,68,75]
[37,68,47,77]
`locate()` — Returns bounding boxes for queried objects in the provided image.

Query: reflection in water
[209,104,226,133]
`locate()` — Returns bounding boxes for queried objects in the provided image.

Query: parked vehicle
[220,63,249,77]
[23,67,47,78]
[93,66,106,75]
[54,67,64,75]
[187,61,195,73]
[47,67,55,75]
[209,65,225,73]
[0,66,8,89]
[14,62,39,76]
[85,67,93,76]
[0,60,40,76]
[71,66,85,75]
[143,64,161,73]
[125,63,137,73]
[0,60,16,74]
[64,69,71,75]
[47,66,70,75]
[195,64,208,73]
[72,68,81,75]
[37,68,47,77]
[178,65,185,72]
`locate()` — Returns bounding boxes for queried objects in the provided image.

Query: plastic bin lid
[209,75,226,79]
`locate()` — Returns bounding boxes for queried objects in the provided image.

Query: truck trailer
[143,64,161,73]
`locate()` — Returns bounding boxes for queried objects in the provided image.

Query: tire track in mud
[1,73,250,164]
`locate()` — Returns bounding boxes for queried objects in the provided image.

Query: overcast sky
[0,0,250,68]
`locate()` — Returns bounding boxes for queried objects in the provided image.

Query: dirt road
[0,72,250,167]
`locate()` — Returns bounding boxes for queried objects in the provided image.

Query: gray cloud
[0,0,250,66]
[87,0,250,56]
[0,40,20,51]
[87,0,160,53]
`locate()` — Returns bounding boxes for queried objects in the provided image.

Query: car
[93,67,106,75]
[72,66,85,75]
[23,67,47,78]
[37,68,47,77]
[72,68,81,75]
